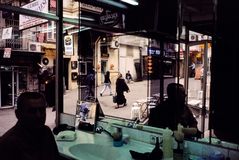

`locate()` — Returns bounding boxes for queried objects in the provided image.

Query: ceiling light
[121,0,138,6]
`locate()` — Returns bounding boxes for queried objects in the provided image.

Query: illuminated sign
[148,47,160,56]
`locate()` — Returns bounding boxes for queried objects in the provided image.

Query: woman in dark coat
[115,73,130,108]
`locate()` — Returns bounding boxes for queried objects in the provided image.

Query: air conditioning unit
[110,40,119,49]
[41,56,54,67]
[28,42,41,52]
[189,34,198,41]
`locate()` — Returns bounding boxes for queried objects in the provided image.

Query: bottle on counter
[162,127,174,159]
[112,127,123,147]
[173,141,184,160]
[149,137,163,160]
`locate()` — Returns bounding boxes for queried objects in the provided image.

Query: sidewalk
[97,80,148,119]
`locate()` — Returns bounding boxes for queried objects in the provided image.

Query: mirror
[73,1,239,150]
[76,31,207,136]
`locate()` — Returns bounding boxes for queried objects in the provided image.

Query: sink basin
[68,144,124,160]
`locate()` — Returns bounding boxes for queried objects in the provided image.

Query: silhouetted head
[106,71,110,76]
[15,92,47,130]
[167,83,186,104]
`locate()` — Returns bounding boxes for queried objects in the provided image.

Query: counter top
[56,130,155,160]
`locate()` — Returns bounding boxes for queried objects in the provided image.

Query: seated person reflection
[0,92,59,160]
[148,83,200,138]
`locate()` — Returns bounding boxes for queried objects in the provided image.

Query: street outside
[0,77,210,136]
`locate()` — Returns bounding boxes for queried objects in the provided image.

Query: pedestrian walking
[115,73,130,109]
[100,71,112,96]
[125,70,133,83]
[189,62,195,77]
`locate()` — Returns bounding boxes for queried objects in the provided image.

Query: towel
[56,130,77,141]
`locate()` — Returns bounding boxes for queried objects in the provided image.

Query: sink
[68,143,124,160]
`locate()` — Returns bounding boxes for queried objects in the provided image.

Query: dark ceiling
[80,0,215,38]
[182,0,214,35]
[1,0,215,37]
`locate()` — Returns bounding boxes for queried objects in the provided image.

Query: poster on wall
[64,35,73,56]
[2,27,12,39]
[3,48,11,58]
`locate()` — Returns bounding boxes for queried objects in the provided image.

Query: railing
[0,19,26,50]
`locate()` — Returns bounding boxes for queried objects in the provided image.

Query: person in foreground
[148,83,201,139]
[0,92,59,160]
[115,73,130,109]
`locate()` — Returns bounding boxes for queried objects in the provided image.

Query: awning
[41,43,56,57]
[41,43,56,49]
[0,49,43,66]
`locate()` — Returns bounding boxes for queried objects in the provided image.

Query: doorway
[0,71,12,107]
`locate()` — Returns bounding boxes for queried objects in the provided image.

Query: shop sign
[80,2,103,14]
[148,47,160,56]
[19,0,48,30]
[64,35,73,56]
[2,27,12,39]
[3,48,11,58]
[99,10,120,26]
[101,53,109,58]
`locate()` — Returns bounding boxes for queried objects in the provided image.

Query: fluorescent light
[68,27,91,34]
[121,0,138,6]
[98,0,128,9]
[80,16,95,22]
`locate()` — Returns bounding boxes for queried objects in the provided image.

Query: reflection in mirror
[95,34,203,135]
[97,35,149,122]
[75,100,96,132]
[74,29,236,148]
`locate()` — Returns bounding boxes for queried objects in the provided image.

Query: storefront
[0,50,43,108]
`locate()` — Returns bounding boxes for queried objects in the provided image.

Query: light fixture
[68,27,91,34]
[120,0,138,6]
[80,16,95,22]
[98,0,128,9]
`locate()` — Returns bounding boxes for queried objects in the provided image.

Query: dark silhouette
[45,75,55,108]
[0,92,59,160]
[148,83,200,138]
[125,70,133,83]
[100,71,112,96]
[115,73,130,109]
[84,70,95,101]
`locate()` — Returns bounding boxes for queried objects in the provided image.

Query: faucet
[95,126,114,139]
[96,125,124,147]
[95,126,123,141]
[127,117,140,128]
